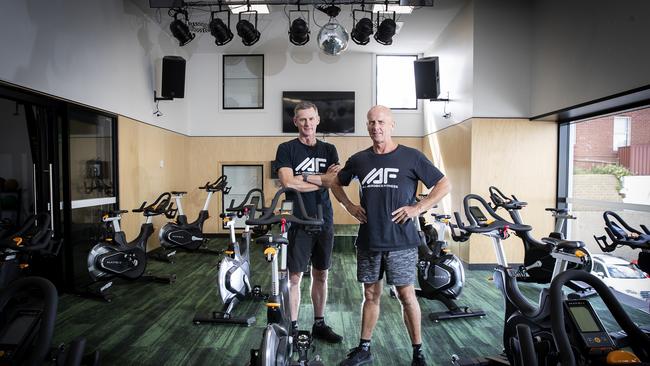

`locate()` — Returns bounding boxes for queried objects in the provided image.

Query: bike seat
[541,237,585,250]
[255,235,289,246]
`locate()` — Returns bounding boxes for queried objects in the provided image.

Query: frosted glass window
[376,55,417,110]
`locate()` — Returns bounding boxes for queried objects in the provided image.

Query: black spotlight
[289,11,310,46]
[237,11,260,46]
[209,11,233,46]
[374,13,397,45]
[351,9,373,45]
[169,10,195,46]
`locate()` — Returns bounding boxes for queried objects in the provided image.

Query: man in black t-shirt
[274,101,343,343]
[321,105,451,366]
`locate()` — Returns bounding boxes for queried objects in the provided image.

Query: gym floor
[53,236,650,366]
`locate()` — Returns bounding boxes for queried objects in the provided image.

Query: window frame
[612,116,631,151]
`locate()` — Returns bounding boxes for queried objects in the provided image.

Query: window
[222,55,264,109]
[376,55,417,110]
[221,164,263,229]
[613,116,631,151]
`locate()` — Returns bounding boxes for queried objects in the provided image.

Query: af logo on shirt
[295,157,327,173]
[361,168,400,188]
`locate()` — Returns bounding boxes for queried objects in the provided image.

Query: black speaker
[161,56,186,99]
[414,56,440,100]
[149,0,183,8]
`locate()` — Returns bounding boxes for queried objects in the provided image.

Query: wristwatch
[302,172,310,182]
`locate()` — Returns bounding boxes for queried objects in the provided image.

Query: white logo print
[361,168,399,187]
[295,157,327,173]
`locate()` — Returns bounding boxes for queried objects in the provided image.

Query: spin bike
[488,186,595,298]
[153,175,230,262]
[516,269,650,366]
[246,187,324,366]
[86,192,176,302]
[594,210,650,274]
[0,212,58,289]
[193,188,265,326]
[389,198,486,322]
[451,193,593,366]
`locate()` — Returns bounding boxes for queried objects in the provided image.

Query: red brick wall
[573,108,650,170]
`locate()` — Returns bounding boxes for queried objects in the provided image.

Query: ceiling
[134,0,467,55]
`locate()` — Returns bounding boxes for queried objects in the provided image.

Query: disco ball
[317,22,349,56]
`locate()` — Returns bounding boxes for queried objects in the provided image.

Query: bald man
[321,105,451,366]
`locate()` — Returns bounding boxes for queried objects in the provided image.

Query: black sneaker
[339,347,373,366]
[312,323,343,343]
[411,353,427,366]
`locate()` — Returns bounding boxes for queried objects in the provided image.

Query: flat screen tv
[282,91,355,133]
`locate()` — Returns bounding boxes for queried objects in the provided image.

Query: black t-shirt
[337,145,444,251]
[275,138,339,228]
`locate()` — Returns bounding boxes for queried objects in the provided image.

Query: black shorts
[287,226,334,273]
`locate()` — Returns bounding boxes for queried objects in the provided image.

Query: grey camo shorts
[356,247,418,286]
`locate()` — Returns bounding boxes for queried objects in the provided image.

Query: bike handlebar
[488,186,528,211]
[226,188,264,215]
[133,192,172,216]
[199,175,231,193]
[454,194,531,234]
[245,187,324,227]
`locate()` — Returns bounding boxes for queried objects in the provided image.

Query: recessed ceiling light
[229,4,270,14]
[372,4,413,14]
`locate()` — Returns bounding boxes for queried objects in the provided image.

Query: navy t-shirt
[275,138,339,228]
[337,145,444,251]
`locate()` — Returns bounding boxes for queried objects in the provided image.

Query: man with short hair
[321,105,451,366]
[274,101,343,343]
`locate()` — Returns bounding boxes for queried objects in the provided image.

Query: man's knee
[311,268,328,284]
[394,285,418,307]
[363,283,382,304]
[290,272,303,287]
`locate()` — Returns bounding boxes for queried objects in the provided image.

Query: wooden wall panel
[117,116,188,250]
[469,118,557,264]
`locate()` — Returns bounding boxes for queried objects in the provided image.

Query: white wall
[0,0,189,134]
[473,0,532,118]
[530,0,650,117]
[422,1,474,133]
[187,51,424,136]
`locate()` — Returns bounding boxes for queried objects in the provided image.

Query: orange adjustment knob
[264,247,277,256]
[20,263,29,269]
[575,250,586,258]
[606,350,641,364]
[266,302,281,308]
[224,250,234,255]
[13,237,23,247]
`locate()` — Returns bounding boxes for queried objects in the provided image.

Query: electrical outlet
[160,160,165,168]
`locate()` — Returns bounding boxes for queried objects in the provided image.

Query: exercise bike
[193,188,265,326]
[0,276,100,366]
[86,192,176,302]
[388,201,486,322]
[515,269,650,365]
[246,187,324,366]
[1,212,58,289]
[153,175,230,262]
[451,193,592,366]
[488,186,596,298]
[594,210,650,274]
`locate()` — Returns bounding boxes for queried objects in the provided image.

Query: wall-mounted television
[282,91,355,134]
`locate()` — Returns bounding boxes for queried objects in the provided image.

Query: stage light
[209,10,233,46]
[351,9,373,45]
[237,11,260,46]
[169,9,195,46]
[289,9,310,46]
[374,12,397,45]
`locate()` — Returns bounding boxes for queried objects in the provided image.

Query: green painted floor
[53,237,650,366]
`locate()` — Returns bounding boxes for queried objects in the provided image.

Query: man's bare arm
[278,167,320,192]
[329,176,367,223]
[391,176,452,224]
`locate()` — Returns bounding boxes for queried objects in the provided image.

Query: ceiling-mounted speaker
[414,56,440,100]
[161,56,186,99]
